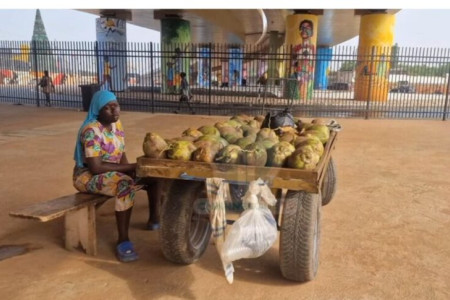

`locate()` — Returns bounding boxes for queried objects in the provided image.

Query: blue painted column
[198,47,210,87]
[229,47,243,87]
[96,17,127,92]
[314,47,332,90]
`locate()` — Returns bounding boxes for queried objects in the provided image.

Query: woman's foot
[116,241,139,262]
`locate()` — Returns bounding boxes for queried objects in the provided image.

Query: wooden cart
[136,131,338,282]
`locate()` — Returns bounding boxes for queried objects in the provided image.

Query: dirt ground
[0,103,449,300]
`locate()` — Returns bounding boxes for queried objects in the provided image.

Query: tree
[340,61,356,71]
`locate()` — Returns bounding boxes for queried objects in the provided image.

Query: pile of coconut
[142,114,330,170]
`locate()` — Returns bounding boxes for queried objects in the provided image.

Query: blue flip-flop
[116,241,139,262]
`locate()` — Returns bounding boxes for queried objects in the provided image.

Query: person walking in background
[174,72,195,114]
[39,70,54,107]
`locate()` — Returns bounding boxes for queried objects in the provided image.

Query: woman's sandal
[116,241,139,262]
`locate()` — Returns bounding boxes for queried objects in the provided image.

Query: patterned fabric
[73,119,137,211]
[73,90,117,167]
[73,167,136,211]
[82,120,125,164]
[205,178,235,284]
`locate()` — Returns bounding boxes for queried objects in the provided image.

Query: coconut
[242,142,267,166]
[235,134,257,149]
[217,125,244,144]
[194,139,224,151]
[182,128,203,139]
[241,125,259,137]
[215,144,242,164]
[267,141,296,167]
[246,119,261,129]
[169,136,196,142]
[303,124,330,144]
[143,132,168,158]
[295,135,324,156]
[198,125,220,137]
[287,146,321,170]
[258,138,279,150]
[192,144,221,163]
[195,134,229,148]
[256,128,278,141]
[279,132,297,143]
[254,115,266,123]
[166,140,196,161]
[225,119,243,128]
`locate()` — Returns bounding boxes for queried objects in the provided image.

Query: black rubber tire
[321,158,337,206]
[159,179,211,264]
[279,190,322,282]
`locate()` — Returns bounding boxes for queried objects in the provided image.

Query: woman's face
[98,101,120,124]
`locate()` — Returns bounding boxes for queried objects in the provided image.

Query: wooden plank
[65,205,97,256]
[9,193,112,222]
[137,158,319,187]
[316,131,338,187]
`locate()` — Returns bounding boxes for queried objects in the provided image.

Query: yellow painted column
[354,13,395,101]
[285,14,318,100]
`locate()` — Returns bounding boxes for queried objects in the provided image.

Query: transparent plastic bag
[221,205,277,263]
[221,178,278,265]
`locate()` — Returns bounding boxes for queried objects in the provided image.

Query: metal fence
[1,40,449,120]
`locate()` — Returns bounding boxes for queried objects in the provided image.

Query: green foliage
[397,63,450,77]
[340,61,356,71]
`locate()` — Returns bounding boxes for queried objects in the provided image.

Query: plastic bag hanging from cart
[221,178,278,283]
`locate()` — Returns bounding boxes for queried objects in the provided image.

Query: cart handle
[179,172,267,186]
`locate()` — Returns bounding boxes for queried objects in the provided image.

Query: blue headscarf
[74,90,117,167]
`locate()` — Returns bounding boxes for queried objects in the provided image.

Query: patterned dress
[72,120,137,211]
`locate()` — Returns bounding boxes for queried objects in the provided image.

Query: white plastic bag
[221,205,277,262]
[221,178,278,283]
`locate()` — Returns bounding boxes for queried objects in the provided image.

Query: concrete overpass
[78,9,400,46]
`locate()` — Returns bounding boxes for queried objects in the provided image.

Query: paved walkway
[0,103,449,299]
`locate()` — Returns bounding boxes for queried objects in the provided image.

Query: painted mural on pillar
[96,17,127,92]
[198,47,210,87]
[229,48,243,87]
[354,13,395,101]
[291,19,316,100]
[161,19,191,93]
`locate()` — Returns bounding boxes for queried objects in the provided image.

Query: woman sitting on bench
[73,90,143,262]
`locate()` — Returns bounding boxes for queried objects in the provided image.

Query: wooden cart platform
[136,131,337,192]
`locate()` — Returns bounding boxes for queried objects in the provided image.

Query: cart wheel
[279,190,321,282]
[159,179,211,264]
[321,158,337,206]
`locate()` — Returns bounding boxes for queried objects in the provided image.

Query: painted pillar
[96,17,127,92]
[229,47,243,87]
[267,31,281,81]
[314,47,332,90]
[198,47,210,87]
[285,14,318,100]
[354,13,395,101]
[161,18,191,93]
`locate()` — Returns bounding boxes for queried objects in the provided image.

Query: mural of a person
[166,61,175,93]
[101,55,116,91]
[292,19,316,100]
[172,47,186,92]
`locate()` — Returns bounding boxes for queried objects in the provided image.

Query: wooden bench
[9,193,113,256]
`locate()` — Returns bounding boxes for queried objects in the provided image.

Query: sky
[1,8,450,47]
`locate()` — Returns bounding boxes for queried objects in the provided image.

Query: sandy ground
[0,103,449,300]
